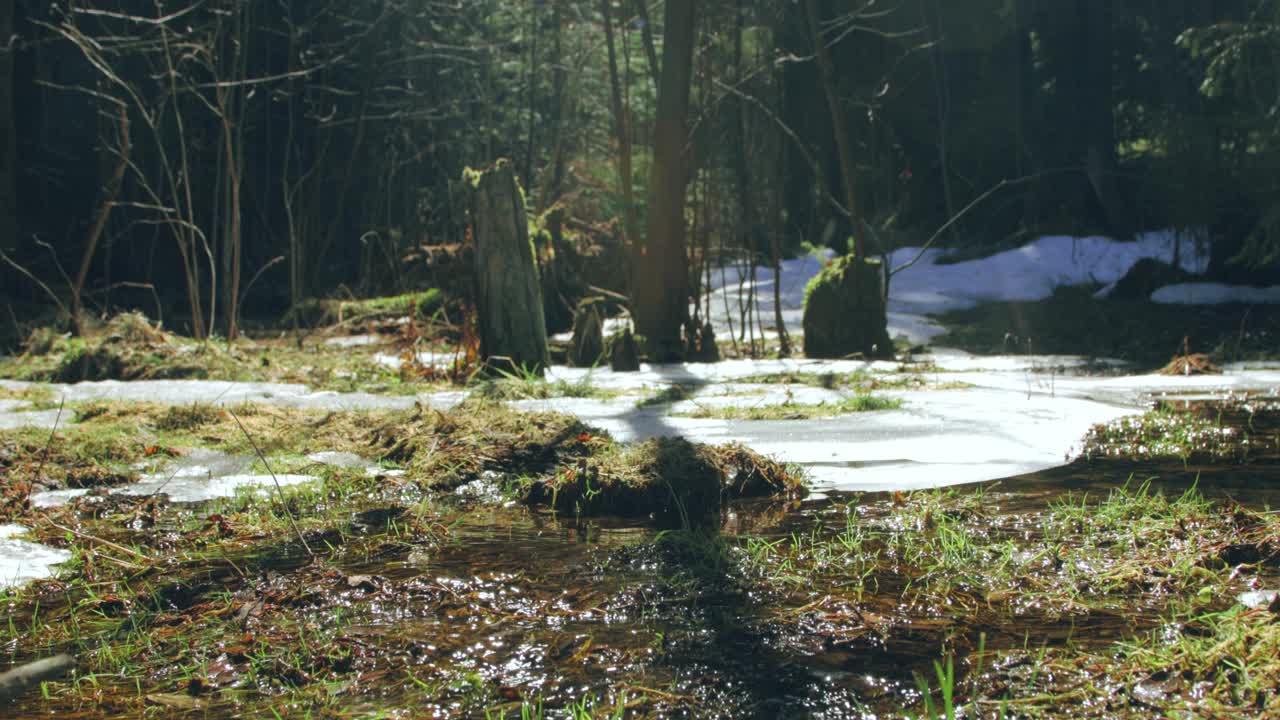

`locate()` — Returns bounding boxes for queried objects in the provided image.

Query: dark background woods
[2,0,1279,345]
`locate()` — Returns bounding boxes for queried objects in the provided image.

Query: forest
[1,1,1280,718]
[2,0,1280,345]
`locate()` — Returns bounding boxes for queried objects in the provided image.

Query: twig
[0,245,68,317]
[890,167,1086,278]
[0,654,76,703]
[238,255,285,311]
[227,409,315,559]
[43,520,148,562]
[100,282,164,327]
[30,398,66,499]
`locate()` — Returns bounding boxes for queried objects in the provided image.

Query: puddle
[0,524,72,590]
[4,429,1280,716]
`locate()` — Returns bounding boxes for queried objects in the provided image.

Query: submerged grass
[1081,400,1279,463]
[4,381,1280,717]
[673,392,902,420]
[740,478,1280,717]
[736,367,968,392]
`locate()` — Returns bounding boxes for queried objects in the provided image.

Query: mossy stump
[802,255,893,359]
[465,160,550,375]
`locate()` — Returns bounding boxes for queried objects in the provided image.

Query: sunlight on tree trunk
[466,160,550,375]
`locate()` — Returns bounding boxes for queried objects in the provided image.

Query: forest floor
[3,232,1280,717]
[0,307,1279,717]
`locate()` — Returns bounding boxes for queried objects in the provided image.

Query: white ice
[0,524,73,590]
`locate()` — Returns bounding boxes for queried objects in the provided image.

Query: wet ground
[0,394,1277,718]
[2,326,1280,717]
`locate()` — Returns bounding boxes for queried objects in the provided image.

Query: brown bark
[804,0,863,260]
[466,160,550,374]
[635,0,697,362]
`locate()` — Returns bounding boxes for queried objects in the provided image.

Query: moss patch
[735,368,969,392]
[283,289,445,328]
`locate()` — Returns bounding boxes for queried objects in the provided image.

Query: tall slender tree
[805,0,863,259]
[635,0,697,361]
[602,0,639,271]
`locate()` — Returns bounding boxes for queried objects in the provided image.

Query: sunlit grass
[673,393,902,420]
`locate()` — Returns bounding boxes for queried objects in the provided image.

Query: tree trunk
[633,0,661,92]
[802,0,891,356]
[1081,0,1125,235]
[466,160,550,375]
[524,1,539,188]
[0,0,13,255]
[805,0,863,260]
[602,0,640,279]
[635,0,697,362]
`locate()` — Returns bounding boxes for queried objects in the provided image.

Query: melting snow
[0,524,72,589]
[706,231,1207,344]
[4,232,1280,587]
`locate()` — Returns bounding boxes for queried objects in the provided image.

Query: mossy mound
[49,312,221,383]
[529,437,805,529]
[802,255,893,359]
[371,402,804,527]
[370,401,600,489]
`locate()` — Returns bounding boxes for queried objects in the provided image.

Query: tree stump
[465,160,550,375]
[569,297,605,367]
[685,321,720,363]
[802,255,893,359]
[609,327,641,372]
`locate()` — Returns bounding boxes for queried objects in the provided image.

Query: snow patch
[0,524,72,589]
[704,230,1208,344]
